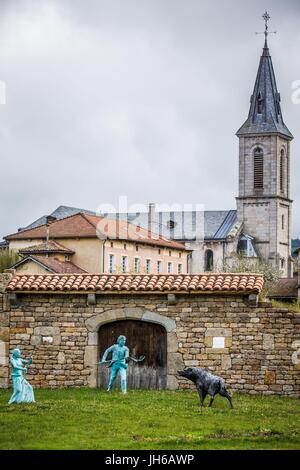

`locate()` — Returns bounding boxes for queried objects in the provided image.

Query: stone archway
[84,307,183,390]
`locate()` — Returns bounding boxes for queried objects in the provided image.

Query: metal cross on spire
[262,10,271,43]
[256,11,276,51]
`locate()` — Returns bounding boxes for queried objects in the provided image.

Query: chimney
[46,215,56,224]
[148,203,156,236]
[45,215,56,244]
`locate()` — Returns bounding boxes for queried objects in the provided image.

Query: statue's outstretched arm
[22,356,33,365]
[101,345,114,362]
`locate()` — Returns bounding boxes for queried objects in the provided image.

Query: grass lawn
[0,388,299,450]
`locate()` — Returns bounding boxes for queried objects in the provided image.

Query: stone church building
[118,34,294,278]
[2,30,294,279]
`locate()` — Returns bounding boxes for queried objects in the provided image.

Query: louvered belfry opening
[280,149,285,193]
[254,147,264,190]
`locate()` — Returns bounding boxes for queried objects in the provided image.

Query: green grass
[0,389,299,450]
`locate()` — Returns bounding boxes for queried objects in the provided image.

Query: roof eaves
[10,255,56,273]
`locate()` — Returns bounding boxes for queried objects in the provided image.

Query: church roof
[12,206,238,242]
[108,210,237,241]
[236,40,293,139]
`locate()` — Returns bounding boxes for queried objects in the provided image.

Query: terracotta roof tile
[5,213,188,251]
[18,241,74,255]
[12,255,87,275]
[6,273,264,294]
[270,278,298,299]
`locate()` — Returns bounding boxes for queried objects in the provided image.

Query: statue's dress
[8,357,35,404]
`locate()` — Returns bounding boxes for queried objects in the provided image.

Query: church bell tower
[236,12,293,277]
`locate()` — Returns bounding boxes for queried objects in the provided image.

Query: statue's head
[12,348,21,359]
[117,335,126,346]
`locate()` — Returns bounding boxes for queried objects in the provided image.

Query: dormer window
[257,92,263,114]
[167,220,176,230]
[237,235,257,258]
[276,93,281,115]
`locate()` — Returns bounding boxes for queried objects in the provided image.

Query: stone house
[5,213,189,275]
[0,272,299,396]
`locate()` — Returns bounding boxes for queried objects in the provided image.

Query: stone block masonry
[0,273,299,396]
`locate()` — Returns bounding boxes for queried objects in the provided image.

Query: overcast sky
[0,0,299,240]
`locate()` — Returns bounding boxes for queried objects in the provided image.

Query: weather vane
[255,11,277,46]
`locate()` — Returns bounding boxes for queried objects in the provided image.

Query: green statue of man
[101,335,129,394]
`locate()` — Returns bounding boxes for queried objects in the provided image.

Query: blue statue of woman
[8,348,35,404]
[101,335,129,394]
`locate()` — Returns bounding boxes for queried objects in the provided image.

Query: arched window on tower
[254,147,264,190]
[280,149,285,193]
[204,249,214,272]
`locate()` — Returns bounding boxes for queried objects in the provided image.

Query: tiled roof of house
[11,255,87,275]
[17,205,238,242]
[6,273,264,293]
[5,213,188,251]
[270,278,298,300]
[18,241,74,255]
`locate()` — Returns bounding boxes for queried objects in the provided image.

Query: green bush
[0,249,20,273]
[219,254,281,298]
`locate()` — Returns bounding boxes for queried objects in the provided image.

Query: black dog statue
[178,367,233,409]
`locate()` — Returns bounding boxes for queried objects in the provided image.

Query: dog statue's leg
[219,389,234,409]
[225,391,234,409]
[197,387,206,407]
[208,395,215,407]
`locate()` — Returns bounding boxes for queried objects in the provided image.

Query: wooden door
[98,320,167,390]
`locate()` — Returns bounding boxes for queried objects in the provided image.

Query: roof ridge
[12,255,56,273]
[19,240,72,250]
[83,214,187,249]
[12,254,87,274]
[8,272,264,277]
[79,212,103,230]
[6,272,265,294]
[5,211,90,240]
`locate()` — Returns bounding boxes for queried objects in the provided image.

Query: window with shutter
[280,149,285,193]
[254,147,264,190]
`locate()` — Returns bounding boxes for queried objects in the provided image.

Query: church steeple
[236,12,293,278]
[237,12,293,140]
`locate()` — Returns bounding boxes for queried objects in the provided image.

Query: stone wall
[0,274,11,388]
[1,280,299,396]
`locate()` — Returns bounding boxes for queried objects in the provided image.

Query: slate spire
[237,13,293,139]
